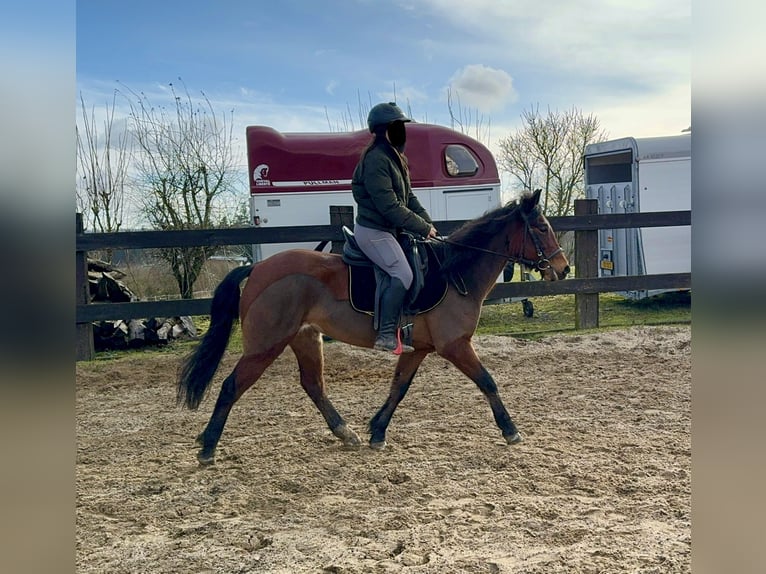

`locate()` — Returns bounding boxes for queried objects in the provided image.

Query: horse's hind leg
[195,369,238,465]
[440,339,522,444]
[368,350,428,449]
[290,326,361,447]
[196,349,284,465]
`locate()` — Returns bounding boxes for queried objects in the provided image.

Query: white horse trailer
[584,134,691,300]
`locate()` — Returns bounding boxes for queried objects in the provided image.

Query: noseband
[518,208,563,271]
[435,207,562,272]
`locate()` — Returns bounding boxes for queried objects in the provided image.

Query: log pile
[88,258,198,351]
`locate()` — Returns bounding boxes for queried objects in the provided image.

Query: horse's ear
[521,188,542,212]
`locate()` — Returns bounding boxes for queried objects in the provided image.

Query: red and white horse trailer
[246,123,501,261]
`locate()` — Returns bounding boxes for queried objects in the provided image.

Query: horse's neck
[462,241,509,300]
[462,218,526,299]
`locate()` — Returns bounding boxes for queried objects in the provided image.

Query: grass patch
[478,291,690,340]
[81,291,690,362]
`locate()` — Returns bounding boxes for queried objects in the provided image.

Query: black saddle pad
[348,242,448,315]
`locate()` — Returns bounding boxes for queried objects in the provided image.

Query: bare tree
[323,87,494,157]
[498,105,607,217]
[325,90,377,133]
[76,91,131,245]
[122,80,240,299]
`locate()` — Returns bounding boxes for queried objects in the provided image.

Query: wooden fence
[76,200,691,360]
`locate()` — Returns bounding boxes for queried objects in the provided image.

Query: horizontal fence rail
[75,210,691,252]
[76,273,692,324]
[76,202,691,360]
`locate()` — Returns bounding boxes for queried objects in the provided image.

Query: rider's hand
[427,226,438,239]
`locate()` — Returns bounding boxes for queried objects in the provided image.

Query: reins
[430,209,562,272]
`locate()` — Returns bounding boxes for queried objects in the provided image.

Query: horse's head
[517,189,570,281]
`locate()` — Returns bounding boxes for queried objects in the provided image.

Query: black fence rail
[76,200,691,360]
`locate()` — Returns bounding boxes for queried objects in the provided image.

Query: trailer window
[586,151,632,184]
[444,145,479,177]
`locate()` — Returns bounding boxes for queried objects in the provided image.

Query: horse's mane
[439,199,524,278]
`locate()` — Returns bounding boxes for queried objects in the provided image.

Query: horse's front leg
[440,338,522,444]
[369,350,429,449]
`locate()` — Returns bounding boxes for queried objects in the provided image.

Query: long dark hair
[357,129,410,180]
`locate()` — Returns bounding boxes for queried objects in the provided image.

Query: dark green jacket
[351,141,433,237]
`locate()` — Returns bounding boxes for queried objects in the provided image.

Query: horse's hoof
[505,433,523,445]
[197,451,215,466]
[336,424,362,447]
[369,440,387,450]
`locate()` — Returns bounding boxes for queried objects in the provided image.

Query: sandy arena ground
[76,325,691,573]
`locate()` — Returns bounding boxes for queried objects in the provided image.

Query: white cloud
[325,80,338,96]
[446,65,517,112]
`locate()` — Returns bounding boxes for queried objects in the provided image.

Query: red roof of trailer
[246,123,499,194]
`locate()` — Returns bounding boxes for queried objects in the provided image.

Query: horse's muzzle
[543,263,569,281]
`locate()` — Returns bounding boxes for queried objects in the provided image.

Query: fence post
[329,205,355,254]
[76,213,95,361]
[575,199,599,329]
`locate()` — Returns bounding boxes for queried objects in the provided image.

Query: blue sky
[76,0,690,152]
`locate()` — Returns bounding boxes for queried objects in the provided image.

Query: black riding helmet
[368,102,410,150]
[367,102,411,133]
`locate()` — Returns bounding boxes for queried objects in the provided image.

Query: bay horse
[177,189,569,465]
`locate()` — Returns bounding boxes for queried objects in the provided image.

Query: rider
[351,102,438,354]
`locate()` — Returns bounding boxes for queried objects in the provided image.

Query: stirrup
[392,328,414,355]
[374,328,414,355]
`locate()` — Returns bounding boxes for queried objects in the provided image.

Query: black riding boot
[374,277,414,354]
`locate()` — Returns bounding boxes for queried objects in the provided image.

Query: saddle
[341,226,449,320]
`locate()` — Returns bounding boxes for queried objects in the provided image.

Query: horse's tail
[176,264,254,410]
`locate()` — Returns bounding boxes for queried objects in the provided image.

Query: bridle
[432,207,563,272]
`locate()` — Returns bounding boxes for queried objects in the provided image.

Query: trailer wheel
[522,299,534,318]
